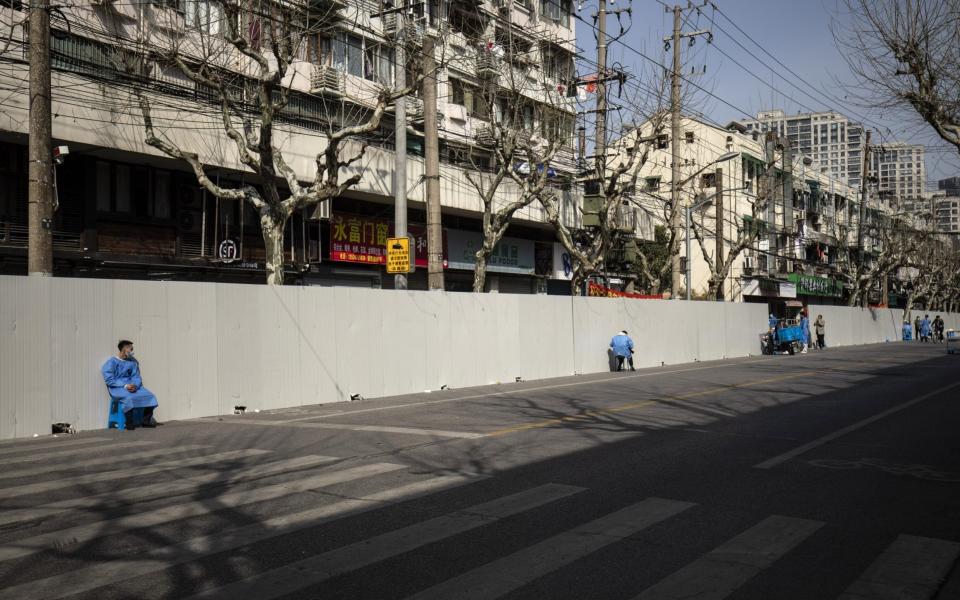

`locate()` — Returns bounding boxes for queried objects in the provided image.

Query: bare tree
[689,152,782,300]
[135,1,426,284]
[835,0,960,154]
[465,11,571,292]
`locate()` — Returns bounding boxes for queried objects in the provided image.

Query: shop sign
[787,272,842,297]
[446,229,535,275]
[329,214,446,268]
[552,242,573,280]
[779,282,797,299]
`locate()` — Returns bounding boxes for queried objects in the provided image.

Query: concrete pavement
[0,341,958,599]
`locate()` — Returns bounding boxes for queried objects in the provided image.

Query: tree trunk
[261,212,288,286]
[472,247,491,293]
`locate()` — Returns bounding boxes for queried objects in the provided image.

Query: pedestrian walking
[814,314,826,349]
[920,314,932,342]
[609,330,635,371]
[902,320,913,341]
[914,316,922,342]
[934,315,945,343]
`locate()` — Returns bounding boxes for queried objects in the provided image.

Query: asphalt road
[0,341,958,599]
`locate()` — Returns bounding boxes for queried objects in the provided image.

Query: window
[685,131,695,144]
[645,177,661,191]
[153,171,172,219]
[541,43,573,82]
[114,165,131,213]
[539,107,573,144]
[540,0,571,26]
[331,31,363,78]
[450,78,488,119]
[363,42,394,84]
[182,0,223,35]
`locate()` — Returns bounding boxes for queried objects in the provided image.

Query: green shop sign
[787,273,843,297]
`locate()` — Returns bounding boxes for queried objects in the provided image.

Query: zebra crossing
[0,435,956,600]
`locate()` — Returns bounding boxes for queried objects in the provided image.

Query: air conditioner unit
[177,210,202,233]
[310,199,331,220]
[744,256,755,270]
[311,65,344,96]
[475,125,496,147]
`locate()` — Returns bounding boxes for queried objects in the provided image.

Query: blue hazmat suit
[101,357,159,413]
[610,334,634,357]
[921,318,932,337]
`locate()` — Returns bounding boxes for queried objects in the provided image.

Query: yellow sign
[386,236,412,274]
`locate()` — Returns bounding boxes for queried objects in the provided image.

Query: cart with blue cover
[761,318,805,355]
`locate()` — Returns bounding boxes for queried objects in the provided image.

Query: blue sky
[575,0,960,187]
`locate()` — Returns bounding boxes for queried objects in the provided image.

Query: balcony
[475,50,500,80]
[475,124,497,147]
[383,14,424,47]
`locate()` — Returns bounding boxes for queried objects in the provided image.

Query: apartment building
[740,110,866,188]
[622,116,864,308]
[0,0,581,293]
[872,142,926,204]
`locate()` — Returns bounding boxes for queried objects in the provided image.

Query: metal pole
[685,205,691,301]
[595,0,607,176]
[394,13,408,290]
[714,167,724,300]
[423,34,444,290]
[28,0,53,276]
[669,5,682,298]
[859,131,871,307]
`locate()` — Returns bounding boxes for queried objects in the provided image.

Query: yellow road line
[485,371,817,437]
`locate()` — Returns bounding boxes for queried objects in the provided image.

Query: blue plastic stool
[108,400,143,430]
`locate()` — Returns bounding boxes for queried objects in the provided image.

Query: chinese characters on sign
[386,236,412,274]
[329,214,447,268]
[786,273,842,297]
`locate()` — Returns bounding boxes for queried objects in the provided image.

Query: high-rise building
[740,110,865,188]
[939,176,960,195]
[872,143,926,204]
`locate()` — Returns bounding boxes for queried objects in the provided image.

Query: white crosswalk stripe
[837,534,960,600]
[633,515,823,600]
[0,441,154,466]
[3,473,480,600]
[0,448,270,500]
[0,437,110,457]
[0,454,337,528]
[0,461,406,562]
[405,497,696,600]
[185,483,587,600]
[0,444,207,481]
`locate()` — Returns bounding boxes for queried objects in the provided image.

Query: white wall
[1,276,956,440]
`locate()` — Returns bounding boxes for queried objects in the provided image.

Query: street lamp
[683,151,739,300]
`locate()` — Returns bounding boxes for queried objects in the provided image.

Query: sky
[575,0,960,188]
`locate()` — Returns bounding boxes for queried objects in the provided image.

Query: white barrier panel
[0,275,957,440]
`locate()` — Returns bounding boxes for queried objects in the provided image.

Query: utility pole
[394,13,407,290]
[423,34,443,290]
[28,0,53,277]
[766,132,777,276]
[669,5,682,299]
[714,167,724,300]
[595,0,607,178]
[666,3,711,299]
[859,130,871,307]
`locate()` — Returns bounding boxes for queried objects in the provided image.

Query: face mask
[126,351,135,359]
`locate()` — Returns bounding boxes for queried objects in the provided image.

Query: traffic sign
[386,236,413,274]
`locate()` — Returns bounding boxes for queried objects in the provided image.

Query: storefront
[786,272,844,306]
[742,277,798,318]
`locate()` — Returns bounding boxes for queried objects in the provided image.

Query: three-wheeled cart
[760,318,805,355]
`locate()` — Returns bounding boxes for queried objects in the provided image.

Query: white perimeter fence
[2,276,957,439]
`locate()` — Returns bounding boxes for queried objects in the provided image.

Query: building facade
[871,142,926,204]
[740,109,866,188]
[624,116,878,309]
[0,0,583,293]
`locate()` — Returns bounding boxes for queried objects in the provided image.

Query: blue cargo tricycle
[761,318,805,355]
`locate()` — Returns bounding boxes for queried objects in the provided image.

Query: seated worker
[102,340,159,429]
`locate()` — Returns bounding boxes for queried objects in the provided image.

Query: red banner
[588,282,664,299]
[329,214,446,267]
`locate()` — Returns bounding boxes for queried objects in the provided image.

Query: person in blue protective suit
[768,314,777,330]
[610,330,635,371]
[799,311,810,354]
[920,315,932,342]
[102,340,158,430]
